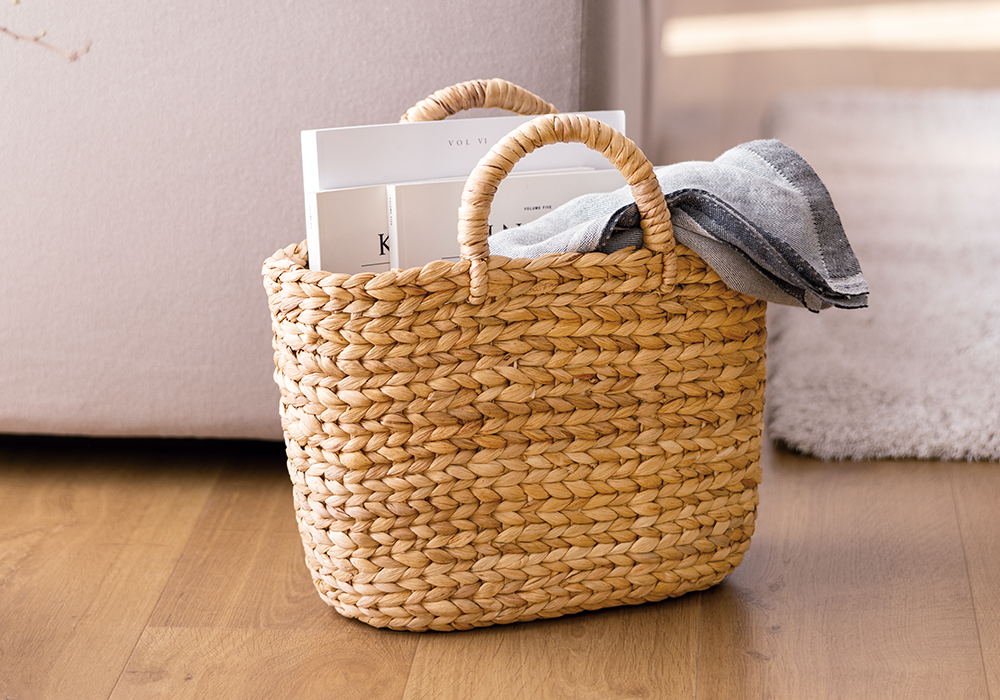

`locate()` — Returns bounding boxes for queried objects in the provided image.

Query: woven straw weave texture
[399,77,559,123]
[263,82,766,631]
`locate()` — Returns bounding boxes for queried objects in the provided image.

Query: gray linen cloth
[490,139,868,311]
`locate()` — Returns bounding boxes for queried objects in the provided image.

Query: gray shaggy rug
[763,89,1000,461]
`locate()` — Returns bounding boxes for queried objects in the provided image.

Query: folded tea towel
[491,139,868,311]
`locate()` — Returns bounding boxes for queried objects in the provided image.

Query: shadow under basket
[262,80,766,631]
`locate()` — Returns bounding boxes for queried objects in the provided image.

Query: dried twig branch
[0,26,91,61]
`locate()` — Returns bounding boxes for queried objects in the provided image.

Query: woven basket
[263,79,766,632]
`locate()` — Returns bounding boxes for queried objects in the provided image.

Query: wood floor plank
[950,462,1000,699]
[0,437,223,700]
[5,433,997,699]
[403,596,700,700]
[697,443,990,700]
[110,626,416,700]
[124,443,421,699]
[146,446,351,631]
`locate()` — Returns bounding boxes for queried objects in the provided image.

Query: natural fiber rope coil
[399,78,558,123]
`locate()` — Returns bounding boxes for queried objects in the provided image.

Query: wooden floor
[1,434,997,700]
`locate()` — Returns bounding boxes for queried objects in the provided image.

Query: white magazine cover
[301,111,626,191]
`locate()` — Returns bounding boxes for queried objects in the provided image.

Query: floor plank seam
[397,634,425,700]
[105,468,226,699]
[948,465,994,700]
[693,592,703,700]
[84,543,159,700]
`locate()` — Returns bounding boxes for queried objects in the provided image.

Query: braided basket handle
[400,78,559,123]
[458,113,677,304]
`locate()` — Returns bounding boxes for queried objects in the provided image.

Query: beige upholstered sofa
[2,1,623,439]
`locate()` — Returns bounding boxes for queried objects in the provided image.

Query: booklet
[304,186,389,274]
[301,110,626,191]
[387,169,627,270]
